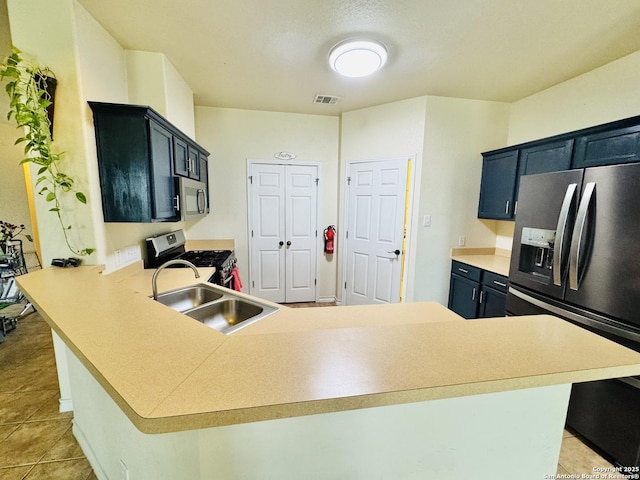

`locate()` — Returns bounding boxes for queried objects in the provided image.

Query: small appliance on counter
[145,230,237,288]
[506,163,640,468]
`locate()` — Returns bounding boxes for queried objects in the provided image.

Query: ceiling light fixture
[329,39,388,78]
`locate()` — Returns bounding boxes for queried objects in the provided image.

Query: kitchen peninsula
[17,266,640,480]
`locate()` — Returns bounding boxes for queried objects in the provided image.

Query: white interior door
[345,159,408,305]
[249,162,318,303]
[285,165,318,302]
[249,164,286,302]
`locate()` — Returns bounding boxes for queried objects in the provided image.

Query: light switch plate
[423,215,431,227]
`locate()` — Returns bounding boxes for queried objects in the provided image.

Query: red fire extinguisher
[324,225,336,255]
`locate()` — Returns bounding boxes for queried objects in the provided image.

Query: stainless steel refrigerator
[505,162,640,468]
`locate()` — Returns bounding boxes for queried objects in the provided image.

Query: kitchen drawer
[482,271,509,293]
[451,261,481,282]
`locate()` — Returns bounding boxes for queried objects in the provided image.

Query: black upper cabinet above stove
[89,102,210,223]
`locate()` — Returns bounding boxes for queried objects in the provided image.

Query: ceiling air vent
[313,94,341,105]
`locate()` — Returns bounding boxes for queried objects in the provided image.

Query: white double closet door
[249,162,318,303]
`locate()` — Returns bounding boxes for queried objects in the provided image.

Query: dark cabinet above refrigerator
[478,115,640,221]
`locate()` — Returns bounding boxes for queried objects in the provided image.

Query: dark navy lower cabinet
[448,261,508,319]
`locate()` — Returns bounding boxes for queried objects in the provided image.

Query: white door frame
[247,159,321,302]
[341,156,416,304]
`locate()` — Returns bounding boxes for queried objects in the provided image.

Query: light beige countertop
[451,247,511,277]
[17,265,640,434]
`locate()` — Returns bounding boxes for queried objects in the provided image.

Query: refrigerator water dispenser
[518,227,556,282]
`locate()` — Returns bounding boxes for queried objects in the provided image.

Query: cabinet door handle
[479,291,484,304]
[457,267,469,274]
[472,287,476,301]
[505,201,510,215]
[493,280,507,287]
[514,201,518,216]
[174,195,180,211]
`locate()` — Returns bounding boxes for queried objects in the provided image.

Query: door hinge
[347,176,351,185]
[344,281,347,289]
[315,178,319,185]
[346,230,348,239]
[315,229,317,237]
[251,230,254,237]
[248,175,253,184]
[314,278,317,286]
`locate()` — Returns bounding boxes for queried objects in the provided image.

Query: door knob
[388,249,400,255]
[286,241,292,246]
[279,241,284,247]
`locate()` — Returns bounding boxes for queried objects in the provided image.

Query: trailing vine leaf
[0,47,94,257]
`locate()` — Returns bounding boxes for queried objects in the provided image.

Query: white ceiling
[77,0,640,116]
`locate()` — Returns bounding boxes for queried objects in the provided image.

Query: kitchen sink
[152,283,278,334]
[155,285,224,312]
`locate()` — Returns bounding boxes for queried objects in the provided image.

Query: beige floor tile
[0,390,58,424]
[0,464,34,479]
[0,418,71,467]
[0,424,19,443]
[563,429,575,438]
[558,435,613,475]
[557,465,571,475]
[28,392,71,422]
[23,458,94,480]
[42,425,85,461]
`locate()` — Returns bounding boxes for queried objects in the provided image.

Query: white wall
[7,0,98,265]
[508,49,640,144]
[413,96,510,304]
[192,107,340,298]
[126,50,195,138]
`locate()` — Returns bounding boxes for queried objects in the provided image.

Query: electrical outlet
[124,245,140,263]
[120,459,130,480]
[458,236,466,246]
[115,249,124,266]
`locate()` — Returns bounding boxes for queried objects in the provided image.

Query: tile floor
[0,306,614,479]
[0,309,96,480]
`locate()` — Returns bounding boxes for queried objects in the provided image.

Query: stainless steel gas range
[145,230,236,288]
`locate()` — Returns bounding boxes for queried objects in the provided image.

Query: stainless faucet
[151,259,200,300]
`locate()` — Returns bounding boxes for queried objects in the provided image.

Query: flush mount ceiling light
[329,39,388,78]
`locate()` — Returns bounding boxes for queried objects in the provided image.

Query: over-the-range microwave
[179,176,209,220]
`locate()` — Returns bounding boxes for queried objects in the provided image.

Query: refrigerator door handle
[553,183,578,286]
[569,182,596,291]
[619,377,640,390]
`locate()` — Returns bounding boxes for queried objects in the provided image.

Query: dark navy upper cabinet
[572,124,640,169]
[478,115,640,221]
[477,150,519,220]
[514,139,574,211]
[518,139,574,177]
[89,101,210,223]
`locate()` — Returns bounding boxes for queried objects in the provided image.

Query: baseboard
[59,397,73,413]
[317,296,336,303]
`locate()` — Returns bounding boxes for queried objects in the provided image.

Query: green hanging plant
[0,47,94,256]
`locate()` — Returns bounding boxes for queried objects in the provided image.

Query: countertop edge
[133,366,640,434]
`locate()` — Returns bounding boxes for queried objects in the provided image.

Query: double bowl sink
[154,283,278,334]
